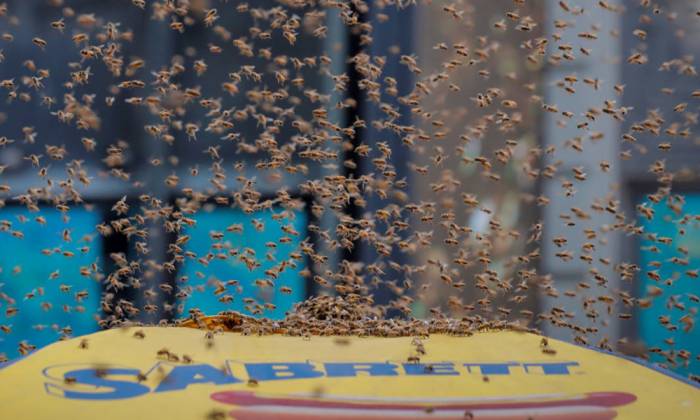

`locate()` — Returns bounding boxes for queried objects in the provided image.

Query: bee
[206,409,227,420]
[333,337,350,346]
[169,20,184,33]
[50,19,65,32]
[204,9,219,27]
[32,37,47,49]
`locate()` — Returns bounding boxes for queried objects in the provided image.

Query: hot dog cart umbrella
[0,317,698,420]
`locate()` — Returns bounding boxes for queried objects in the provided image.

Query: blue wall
[177,207,307,320]
[638,195,700,375]
[0,207,102,359]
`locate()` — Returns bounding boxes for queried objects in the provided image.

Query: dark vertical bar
[340,2,368,275]
[99,203,132,328]
[338,1,416,306]
[135,13,177,324]
[302,193,320,300]
[362,2,415,307]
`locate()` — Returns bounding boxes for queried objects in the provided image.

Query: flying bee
[32,37,47,50]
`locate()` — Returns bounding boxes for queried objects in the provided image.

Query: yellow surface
[0,327,697,419]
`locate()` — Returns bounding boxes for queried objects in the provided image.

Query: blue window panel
[177,208,307,320]
[0,207,102,359]
[638,194,700,376]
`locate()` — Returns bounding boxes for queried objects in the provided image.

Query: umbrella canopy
[0,326,697,419]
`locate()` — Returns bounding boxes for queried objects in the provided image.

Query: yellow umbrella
[0,325,697,419]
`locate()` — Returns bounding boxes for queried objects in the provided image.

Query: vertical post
[341,1,415,305]
[541,1,623,342]
[132,14,177,324]
[341,1,368,271]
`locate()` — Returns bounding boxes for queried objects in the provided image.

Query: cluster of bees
[0,0,698,382]
[180,295,539,338]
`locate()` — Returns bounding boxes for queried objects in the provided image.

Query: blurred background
[0,0,698,377]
